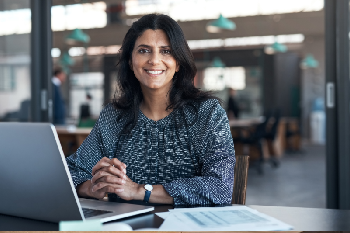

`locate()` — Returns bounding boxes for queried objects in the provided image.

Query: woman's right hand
[77,157,127,199]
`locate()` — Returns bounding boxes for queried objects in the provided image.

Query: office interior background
[0,0,349,209]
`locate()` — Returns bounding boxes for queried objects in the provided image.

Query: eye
[161,49,172,55]
[138,48,150,54]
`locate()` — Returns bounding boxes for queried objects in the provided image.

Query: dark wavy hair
[112,14,219,134]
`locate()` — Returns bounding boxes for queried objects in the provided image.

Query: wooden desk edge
[1,231,302,233]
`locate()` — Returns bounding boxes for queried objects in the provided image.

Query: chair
[285,119,302,153]
[238,115,270,174]
[264,109,281,167]
[232,155,249,205]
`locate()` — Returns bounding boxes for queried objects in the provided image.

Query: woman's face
[130,29,179,92]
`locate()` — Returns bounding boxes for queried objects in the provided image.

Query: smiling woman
[66,14,236,206]
[131,29,179,95]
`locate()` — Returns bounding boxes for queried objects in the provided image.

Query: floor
[245,144,326,208]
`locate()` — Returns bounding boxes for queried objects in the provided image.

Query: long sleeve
[66,118,105,188]
[66,104,126,189]
[162,102,236,206]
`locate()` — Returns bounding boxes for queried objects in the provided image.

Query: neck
[140,86,172,121]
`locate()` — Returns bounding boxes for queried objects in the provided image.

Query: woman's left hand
[114,175,143,201]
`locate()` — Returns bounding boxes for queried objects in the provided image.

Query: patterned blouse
[66,99,236,206]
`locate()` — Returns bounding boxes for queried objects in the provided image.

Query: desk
[1,204,350,231]
[55,126,92,156]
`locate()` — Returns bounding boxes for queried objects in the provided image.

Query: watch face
[145,184,153,191]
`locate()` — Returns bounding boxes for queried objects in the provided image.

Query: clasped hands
[88,157,141,200]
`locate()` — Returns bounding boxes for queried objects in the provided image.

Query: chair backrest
[269,109,281,139]
[252,114,272,140]
[232,155,249,205]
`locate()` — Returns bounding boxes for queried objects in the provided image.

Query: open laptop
[0,122,154,223]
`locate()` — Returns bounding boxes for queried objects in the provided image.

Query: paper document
[159,206,293,231]
[155,212,170,219]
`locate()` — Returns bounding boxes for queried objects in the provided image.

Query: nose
[148,51,161,65]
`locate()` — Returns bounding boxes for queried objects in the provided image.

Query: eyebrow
[137,44,171,49]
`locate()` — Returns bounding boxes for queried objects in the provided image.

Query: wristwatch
[143,184,153,203]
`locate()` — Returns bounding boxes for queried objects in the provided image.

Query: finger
[92,171,125,185]
[97,165,127,180]
[111,158,126,174]
[92,157,113,175]
[91,182,122,193]
[94,184,124,194]
[92,161,112,176]
[91,170,114,184]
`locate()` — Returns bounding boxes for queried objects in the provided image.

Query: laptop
[0,122,154,223]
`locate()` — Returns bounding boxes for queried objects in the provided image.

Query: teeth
[147,70,163,74]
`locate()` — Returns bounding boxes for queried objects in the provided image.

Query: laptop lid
[0,123,84,222]
[0,122,154,224]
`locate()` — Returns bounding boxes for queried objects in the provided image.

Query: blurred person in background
[52,67,66,125]
[66,14,235,206]
[227,88,240,120]
[79,92,92,120]
[78,92,96,128]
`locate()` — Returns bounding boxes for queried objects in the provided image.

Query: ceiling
[0,0,124,11]
[52,0,124,6]
[0,1,324,55]
[53,10,324,49]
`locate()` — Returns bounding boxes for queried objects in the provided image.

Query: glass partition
[0,0,31,122]
[203,66,262,118]
[69,72,104,123]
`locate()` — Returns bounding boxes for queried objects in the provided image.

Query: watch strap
[143,190,151,203]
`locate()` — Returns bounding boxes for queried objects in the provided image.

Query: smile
[145,69,164,75]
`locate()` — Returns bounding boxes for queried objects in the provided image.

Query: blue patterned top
[66,99,236,206]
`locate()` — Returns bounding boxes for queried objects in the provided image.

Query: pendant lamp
[65,29,90,45]
[300,54,319,69]
[210,57,225,67]
[207,14,236,33]
[59,51,75,66]
[264,41,287,54]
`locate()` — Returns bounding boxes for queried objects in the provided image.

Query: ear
[175,63,180,72]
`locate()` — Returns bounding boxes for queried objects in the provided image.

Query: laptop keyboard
[82,207,113,218]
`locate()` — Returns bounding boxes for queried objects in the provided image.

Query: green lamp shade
[301,54,319,69]
[59,52,75,66]
[210,57,225,67]
[207,14,236,33]
[66,29,90,44]
[61,65,70,74]
[264,41,287,54]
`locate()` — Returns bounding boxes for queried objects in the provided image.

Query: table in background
[55,126,92,156]
[1,204,350,231]
[55,118,300,158]
[230,117,300,159]
[229,118,268,160]
[229,118,263,128]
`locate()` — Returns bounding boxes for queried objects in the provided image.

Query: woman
[66,14,235,206]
